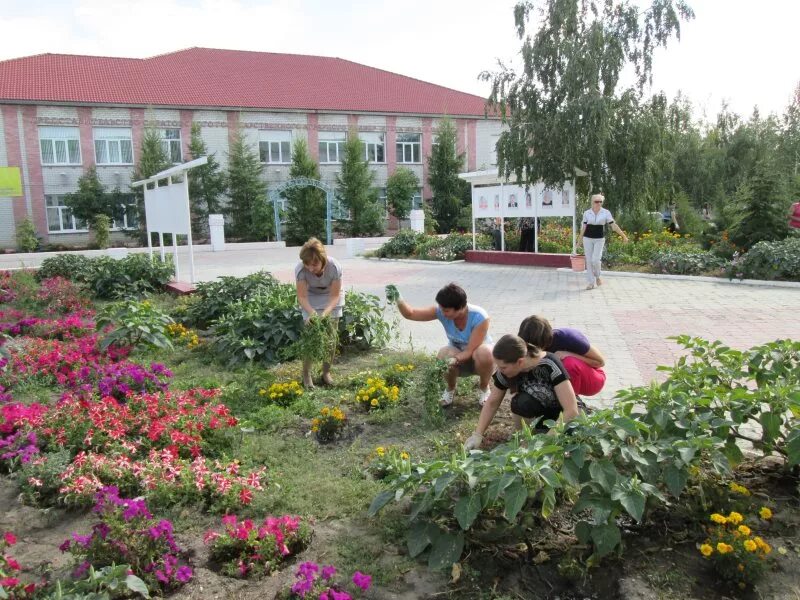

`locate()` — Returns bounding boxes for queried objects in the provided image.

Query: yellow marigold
[710,513,727,524]
[321,407,330,416]
[743,540,757,552]
[717,543,733,554]
[400,452,409,460]
[699,544,713,557]
[370,399,379,407]
[738,525,751,536]
[376,447,385,457]
[759,507,772,520]
[729,482,751,496]
[737,563,744,572]
[259,389,267,396]
[727,512,744,525]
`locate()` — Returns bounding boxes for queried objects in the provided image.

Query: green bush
[92,214,111,250]
[176,271,280,328]
[86,254,174,299]
[15,218,39,253]
[375,229,428,258]
[338,290,392,350]
[96,299,174,350]
[726,237,800,281]
[651,251,726,275]
[36,254,95,282]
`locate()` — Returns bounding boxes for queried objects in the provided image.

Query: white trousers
[583,236,606,286]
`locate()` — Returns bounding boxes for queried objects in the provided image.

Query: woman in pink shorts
[517,315,606,397]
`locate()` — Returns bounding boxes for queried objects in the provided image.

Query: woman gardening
[463,333,583,450]
[295,238,343,389]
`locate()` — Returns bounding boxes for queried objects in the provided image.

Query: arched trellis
[268,177,344,245]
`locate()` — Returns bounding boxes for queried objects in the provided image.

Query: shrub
[354,376,399,411]
[15,218,39,253]
[96,299,174,350]
[85,254,174,299]
[205,514,311,579]
[338,290,392,351]
[699,510,773,589]
[36,254,95,283]
[726,237,800,281]
[651,251,725,275]
[375,229,427,258]
[92,214,111,249]
[176,271,280,328]
[259,380,304,408]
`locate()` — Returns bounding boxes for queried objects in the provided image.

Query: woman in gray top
[295,238,344,388]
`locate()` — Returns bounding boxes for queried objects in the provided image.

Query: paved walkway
[4,244,799,406]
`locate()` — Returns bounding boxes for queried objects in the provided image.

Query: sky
[1,0,797,120]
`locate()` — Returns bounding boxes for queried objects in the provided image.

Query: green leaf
[454,493,482,530]
[433,472,457,498]
[787,430,800,466]
[662,465,688,498]
[487,472,516,502]
[503,479,527,521]
[575,520,592,545]
[588,459,619,492]
[125,574,151,598]
[612,487,646,522]
[407,521,435,558]
[759,411,782,443]
[368,490,395,516]
[541,486,556,518]
[722,441,743,467]
[591,523,622,558]
[428,530,465,571]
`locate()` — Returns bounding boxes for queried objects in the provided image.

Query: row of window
[46,194,138,233]
[39,126,426,167]
[39,126,183,166]
[45,189,422,234]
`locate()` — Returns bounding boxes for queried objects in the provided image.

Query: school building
[0,47,503,248]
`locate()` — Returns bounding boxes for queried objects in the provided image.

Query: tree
[284,139,326,245]
[482,0,694,212]
[427,118,468,233]
[187,123,225,239]
[64,167,126,246]
[226,129,272,241]
[386,167,419,225]
[131,128,171,243]
[728,158,790,250]
[335,131,384,237]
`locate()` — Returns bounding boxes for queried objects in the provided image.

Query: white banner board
[472,182,575,218]
[144,183,191,235]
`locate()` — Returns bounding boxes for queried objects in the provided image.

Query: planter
[570,254,585,272]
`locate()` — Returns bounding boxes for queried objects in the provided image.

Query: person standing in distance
[295,238,343,389]
[386,283,494,406]
[578,194,628,290]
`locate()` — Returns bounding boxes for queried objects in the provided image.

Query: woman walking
[295,238,343,388]
[578,194,628,290]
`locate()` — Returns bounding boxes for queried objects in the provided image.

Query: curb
[361,257,465,266]
[555,267,800,289]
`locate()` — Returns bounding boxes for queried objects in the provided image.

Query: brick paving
[4,244,799,406]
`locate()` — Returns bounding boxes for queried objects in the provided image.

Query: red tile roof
[0,47,492,117]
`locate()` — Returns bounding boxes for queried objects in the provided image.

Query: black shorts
[510,392,587,425]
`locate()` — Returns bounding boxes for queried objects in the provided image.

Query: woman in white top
[578,194,628,290]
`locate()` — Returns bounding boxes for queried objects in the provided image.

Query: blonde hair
[591,193,605,203]
[299,237,328,269]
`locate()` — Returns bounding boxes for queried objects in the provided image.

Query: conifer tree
[335,131,384,236]
[427,118,467,233]
[226,129,272,240]
[187,123,226,238]
[284,139,326,245]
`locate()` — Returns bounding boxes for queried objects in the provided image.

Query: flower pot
[570,254,585,272]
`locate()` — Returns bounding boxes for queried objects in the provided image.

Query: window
[45,194,137,233]
[412,189,423,210]
[46,195,87,233]
[39,127,81,165]
[361,132,385,163]
[259,130,292,163]
[318,132,346,164]
[396,133,421,163]
[160,128,182,163]
[94,128,134,165]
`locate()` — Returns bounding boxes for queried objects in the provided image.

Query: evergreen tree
[728,159,790,250]
[64,167,125,246]
[187,123,225,239]
[427,118,468,233]
[284,139,326,245]
[226,129,272,241]
[131,128,171,243]
[386,167,419,226]
[335,131,384,236]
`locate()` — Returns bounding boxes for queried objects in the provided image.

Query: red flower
[3,531,17,545]
[239,488,253,505]
[6,557,20,570]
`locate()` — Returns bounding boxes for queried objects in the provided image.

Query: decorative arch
[268,177,342,245]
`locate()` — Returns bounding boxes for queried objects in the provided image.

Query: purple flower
[175,565,193,583]
[58,539,71,552]
[297,561,319,578]
[330,591,352,600]
[321,565,337,580]
[122,498,152,521]
[352,571,371,591]
[92,522,111,540]
[155,569,169,584]
[73,560,91,578]
[71,533,92,547]
[290,577,313,597]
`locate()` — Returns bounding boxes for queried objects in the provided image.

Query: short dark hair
[435,283,467,310]
[518,315,553,350]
